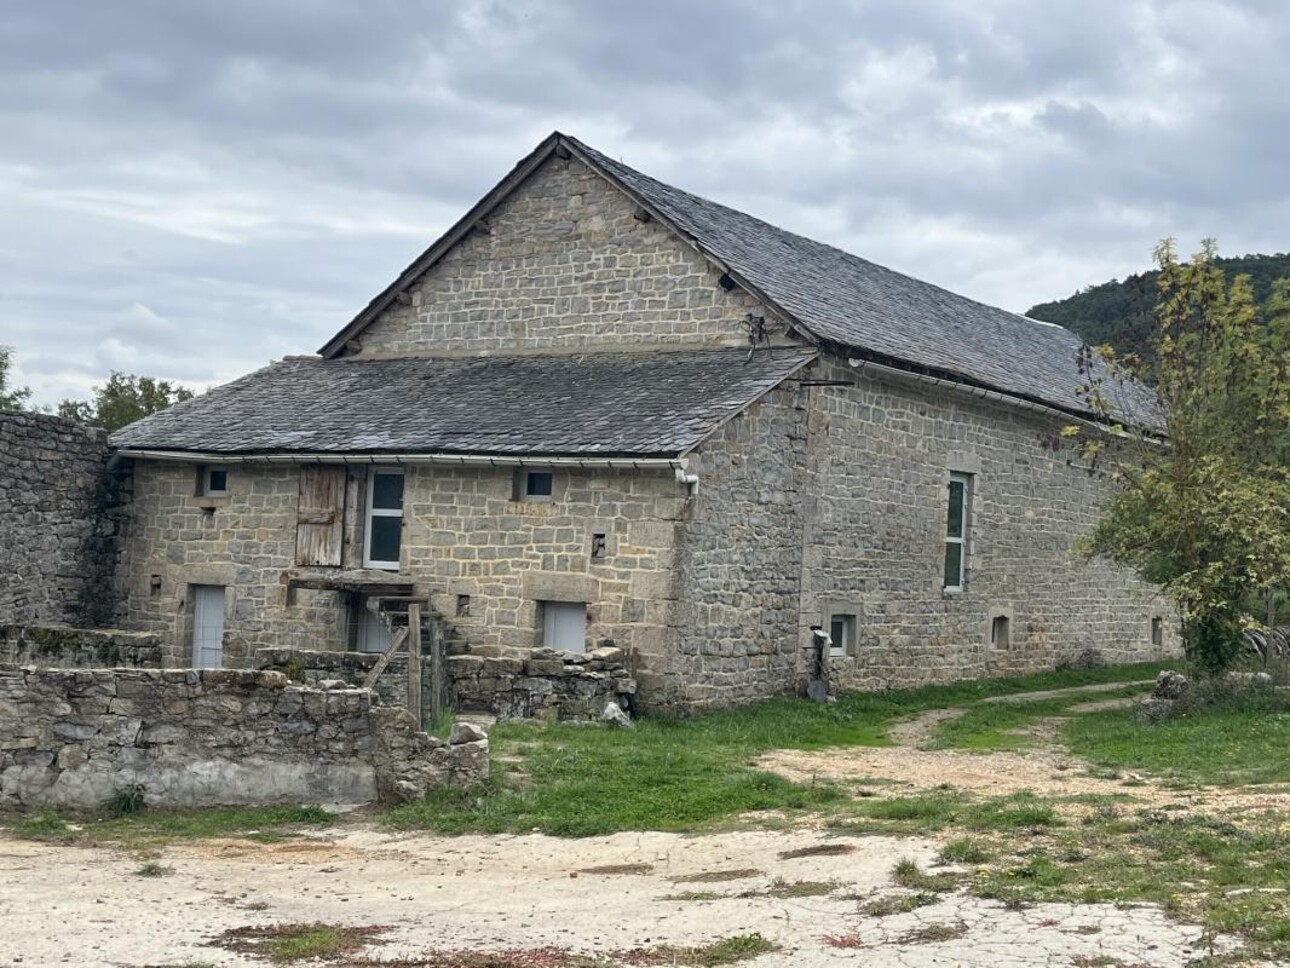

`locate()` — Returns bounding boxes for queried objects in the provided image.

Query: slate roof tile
[110,348,817,457]
[567,136,1157,423]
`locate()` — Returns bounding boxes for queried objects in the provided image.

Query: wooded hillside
[1026,253,1290,355]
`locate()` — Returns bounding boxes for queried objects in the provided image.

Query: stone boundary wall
[255,647,415,713]
[1,625,163,670]
[257,645,637,722]
[0,668,488,809]
[0,411,126,628]
[448,646,636,720]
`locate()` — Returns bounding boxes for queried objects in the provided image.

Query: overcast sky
[3,1,1288,406]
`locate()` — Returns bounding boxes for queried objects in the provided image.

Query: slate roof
[563,136,1155,423]
[110,348,817,458]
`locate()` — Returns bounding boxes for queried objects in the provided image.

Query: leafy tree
[1075,240,1290,673]
[58,371,195,433]
[0,345,33,411]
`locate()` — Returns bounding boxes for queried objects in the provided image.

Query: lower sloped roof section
[109,347,818,458]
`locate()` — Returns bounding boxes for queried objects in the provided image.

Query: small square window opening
[590,533,607,559]
[829,613,856,657]
[202,466,228,497]
[457,594,471,618]
[522,470,554,502]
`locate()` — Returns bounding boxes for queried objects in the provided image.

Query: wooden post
[428,616,443,728]
[362,626,408,690]
[407,602,423,730]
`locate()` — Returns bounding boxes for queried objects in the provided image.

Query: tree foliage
[0,346,33,411]
[1076,241,1290,673]
[58,371,194,433]
[1028,251,1290,360]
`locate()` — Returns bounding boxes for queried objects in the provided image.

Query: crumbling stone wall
[354,154,777,357]
[1,625,162,670]
[0,667,487,808]
[449,646,636,720]
[0,411,125,627]
[255,646,637,723]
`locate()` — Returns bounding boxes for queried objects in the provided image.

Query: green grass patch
[858,891,940,916]
[388,663,1165,837]
[2,804,337,847]
[929,685,1149,751]
[937,837,992,865]
[214,922,387,963]
[1064,692,1290,786]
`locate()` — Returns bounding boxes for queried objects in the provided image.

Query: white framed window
[363,466,404,570]
[201,465,228,496]
[944,472,971,591]
[540,600,586,653]
[520,469,554,502]
[829,613,856,657]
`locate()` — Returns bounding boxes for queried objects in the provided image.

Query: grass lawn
[387,661,1166,836]
[1064,690,1290,786]
[927,683,1152,751]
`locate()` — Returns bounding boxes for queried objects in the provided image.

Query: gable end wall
[354,155,778,355]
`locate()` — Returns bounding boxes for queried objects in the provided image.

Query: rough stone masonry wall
[402,463,684,680]
[0,667,488,809]
[1,625,163,670]
[354,153,777,357]
[0,411,125,628]
[799,357,1181,693]
[668,383,811,708]
[119,460,345,664]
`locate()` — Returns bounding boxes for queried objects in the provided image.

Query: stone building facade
[108,132,1178,712]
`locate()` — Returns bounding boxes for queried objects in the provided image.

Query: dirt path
[0,826,1232,967]
[758,680,1290,819]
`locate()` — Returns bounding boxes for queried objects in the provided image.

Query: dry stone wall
[0,667,487,808]
[354,154,774,356]
[448,645,636,720]
[0,411,125,628]
[1,625,163,670]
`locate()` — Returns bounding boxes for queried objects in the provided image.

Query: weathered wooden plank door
[295,466,347,566]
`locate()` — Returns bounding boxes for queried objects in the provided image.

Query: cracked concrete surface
[0,827,1240,967]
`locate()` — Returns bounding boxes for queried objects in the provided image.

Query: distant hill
[1026,253,1290,356]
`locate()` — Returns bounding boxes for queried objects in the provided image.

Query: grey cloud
[2,0,1288,406]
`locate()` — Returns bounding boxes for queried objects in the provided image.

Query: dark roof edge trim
[317,132,565,358]
[114,448,689,469]
[839,349,1140,436]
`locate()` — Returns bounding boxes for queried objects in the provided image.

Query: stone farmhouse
[105,132,1176,712]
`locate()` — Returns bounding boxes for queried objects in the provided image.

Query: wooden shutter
[295,466,346,566]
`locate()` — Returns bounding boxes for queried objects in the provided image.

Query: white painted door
[192,585,225,669]
[356,606,393,653]
[544,602,587,653]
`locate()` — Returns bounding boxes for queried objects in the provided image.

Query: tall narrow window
[364,466,404,570]
[944,472,971,590]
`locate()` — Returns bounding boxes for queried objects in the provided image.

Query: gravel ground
[0,826,1235,967]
